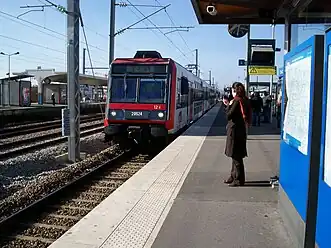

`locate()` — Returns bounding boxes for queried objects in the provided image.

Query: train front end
[104,54,172,147]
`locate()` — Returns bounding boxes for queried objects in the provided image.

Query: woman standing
[223,82,251,187]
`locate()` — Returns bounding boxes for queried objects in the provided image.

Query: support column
[109,0,115,65]
[67,0,80,162]
[284,17,292,54]
[245,25,251,94]
[37,78,43,104]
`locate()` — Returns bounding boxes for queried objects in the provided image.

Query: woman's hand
[222,98,229,106]
[229,99,234,105]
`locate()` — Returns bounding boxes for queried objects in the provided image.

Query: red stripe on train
[109,103,166,110]
[105,119,165,124]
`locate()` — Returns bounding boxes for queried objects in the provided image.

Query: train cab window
[110,77,137,102]
[139,78,166,103]
[181,77,189,95]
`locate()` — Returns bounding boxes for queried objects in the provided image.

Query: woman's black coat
[225,99,248,158]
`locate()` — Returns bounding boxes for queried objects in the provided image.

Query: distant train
[104,51,219,147]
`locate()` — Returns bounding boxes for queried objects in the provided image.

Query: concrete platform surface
[152,112,293,248]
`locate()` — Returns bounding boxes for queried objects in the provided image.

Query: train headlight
[111,111,116,116]
[158,112,164,118]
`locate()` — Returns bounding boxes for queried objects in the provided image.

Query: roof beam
[209,0,276,9]
[190,0,203,23]
[289,0,313,14]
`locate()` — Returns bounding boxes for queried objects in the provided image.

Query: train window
[139,78,166,103]
[181,77,189,95]
[110,77,137,102]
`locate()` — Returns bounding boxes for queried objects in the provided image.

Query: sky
[0,0,328,89]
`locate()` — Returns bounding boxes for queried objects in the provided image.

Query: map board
[324,45,331,187]
[283,47,312,155]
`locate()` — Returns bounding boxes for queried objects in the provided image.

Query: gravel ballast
[0,140,122,222]
[0,133,112,201]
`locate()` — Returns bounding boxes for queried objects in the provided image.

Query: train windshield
[139,78,165,103]
[110,77,137,102]
[110,77,166,103]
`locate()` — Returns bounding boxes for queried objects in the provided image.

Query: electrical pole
[82,48,86,74]
[209,70,212,85]
[195,49,198,77]
[67,0,80,162]
[0,51,19,106]
[109,0,116,65]
[246,25,251,96]
[270,24,275,123]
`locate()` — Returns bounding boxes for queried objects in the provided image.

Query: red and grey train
[104,51,219,146]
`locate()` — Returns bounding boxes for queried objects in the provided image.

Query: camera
[206,4,217,16]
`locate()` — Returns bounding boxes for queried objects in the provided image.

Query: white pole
[270,24,275,123]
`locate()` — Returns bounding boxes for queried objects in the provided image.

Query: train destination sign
[112,64,167,74]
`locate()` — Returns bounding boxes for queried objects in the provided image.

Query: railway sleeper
[19,222,70,231]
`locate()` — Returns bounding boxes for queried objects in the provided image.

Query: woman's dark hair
[232,82,246,98]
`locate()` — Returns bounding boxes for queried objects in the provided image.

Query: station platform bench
[49,104,293,248]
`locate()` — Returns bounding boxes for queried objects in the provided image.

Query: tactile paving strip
[99,140,203,248]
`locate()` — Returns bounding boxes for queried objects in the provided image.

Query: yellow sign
[248,66,276,75]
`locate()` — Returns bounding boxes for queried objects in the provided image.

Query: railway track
[0,113,103,139]
[0,123,104,160]
[0,149,157,248]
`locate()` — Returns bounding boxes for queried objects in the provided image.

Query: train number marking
[131,111,143,116]
[153,105,161,110]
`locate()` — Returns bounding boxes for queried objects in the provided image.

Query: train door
[187,81,192,124]
[180,76,189,127]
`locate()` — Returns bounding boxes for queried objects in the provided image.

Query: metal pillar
[270,24,276,123]
[209,70,212,85]
[67,0,80,162]
[303,35,324,248]
[195,49,198,77]
[284,17,292,54]
[82,48,86,74]
[7,55,11,106]
[246,25,251,95]
[109,0,116,65]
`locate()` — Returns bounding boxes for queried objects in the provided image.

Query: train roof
[112,50,216,90]
[112,58,170,65]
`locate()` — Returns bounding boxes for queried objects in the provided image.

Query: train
[104,50,219,147]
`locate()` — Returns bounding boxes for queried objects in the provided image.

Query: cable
[79,9,105,119]
[0,10,108,54]
[154,0,193,56]
[125,0,191,63]
[0,34,65,54]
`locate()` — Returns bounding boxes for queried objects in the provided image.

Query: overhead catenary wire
[0,10,108,55]
[154,0,193,57]
[125,0,191,63]
[78,9,105,119]
[0,34,65,54]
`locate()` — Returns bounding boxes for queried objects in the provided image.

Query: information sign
[62,108,70,137]
[238,59,246,66]
[283,47,312,155]
[248,66,276,75]
[324,45,331,187]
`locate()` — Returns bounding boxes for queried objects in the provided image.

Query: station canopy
[191,0,331,24]
[42,72,107,86]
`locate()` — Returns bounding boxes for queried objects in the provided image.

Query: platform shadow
[242,180,271,187]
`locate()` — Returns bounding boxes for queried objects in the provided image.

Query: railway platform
[49,104,293,248]
[0,102,105,127]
